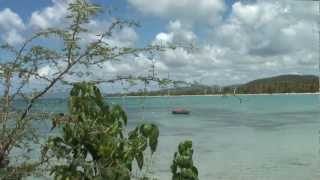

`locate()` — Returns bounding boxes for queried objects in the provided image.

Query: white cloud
[154,33,173,46]
[29,0,72,29]
[128,0,226,25]
[105,26,139,47]
[0,8,25,45]
[28,0,139,47]
[153,20,196,46]
[67,0,318,86]
[2,0,319,88]
[141,0,318,85]
[19,0,141,90]
[219,1,315,57]
[80,20,139,47]
[5,30,25,45]
[0,8,25,30]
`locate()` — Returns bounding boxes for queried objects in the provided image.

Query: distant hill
[124,74,319,96]
[43,74,320,98]
[118,84,221,96]
[224,74,319,94]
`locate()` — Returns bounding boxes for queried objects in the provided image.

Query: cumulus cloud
[73,0,317,86]
[0,8,25,44]
[5,30,25,45]
[28,0,139,47]
[0,8,25,30]
[81,20,139,47]
[142,0,318,85]
[128,0,226,25]
[212,1,315,57]
[2,0,141,91]
[29,0,72,29]
[2,0,319,88]
[153,20,196,46]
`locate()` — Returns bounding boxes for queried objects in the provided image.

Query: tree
[44,83,199,180]
[171,141,198,180]
[43,82,159,179]
[0,0,168,178]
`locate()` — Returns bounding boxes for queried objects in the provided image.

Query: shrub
[171,141,198,180]
[44,82,159,179]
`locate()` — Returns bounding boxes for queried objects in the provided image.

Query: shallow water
[32,95,320,179]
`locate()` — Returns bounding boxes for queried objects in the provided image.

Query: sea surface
[30,95,320,179]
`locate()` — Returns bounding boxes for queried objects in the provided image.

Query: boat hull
[172,110,190,115]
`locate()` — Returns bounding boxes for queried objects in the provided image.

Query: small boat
[172,108,190,115]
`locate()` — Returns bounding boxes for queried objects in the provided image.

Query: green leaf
[135,152,144,170]
[47,82,162,179]
[171,140,199,180]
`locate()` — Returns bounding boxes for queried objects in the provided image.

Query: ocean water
[31,95,320,180]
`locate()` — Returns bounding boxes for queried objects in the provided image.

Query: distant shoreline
[107,92,320,98]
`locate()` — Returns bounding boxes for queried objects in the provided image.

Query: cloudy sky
[0,0,319,86]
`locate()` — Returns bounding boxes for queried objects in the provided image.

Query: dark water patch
[288,161,310,167]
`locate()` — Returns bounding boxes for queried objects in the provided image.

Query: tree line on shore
[115,74,319,96]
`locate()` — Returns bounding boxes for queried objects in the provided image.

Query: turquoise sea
[32,95,320,180]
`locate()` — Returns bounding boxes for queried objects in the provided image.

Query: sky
[0,0,319,87]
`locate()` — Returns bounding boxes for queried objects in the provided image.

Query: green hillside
[225,75,319,94]
[108,74,319,96]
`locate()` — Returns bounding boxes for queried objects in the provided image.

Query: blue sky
[0,0,318,86]
[0,0,238,45]
[0,0,166,45]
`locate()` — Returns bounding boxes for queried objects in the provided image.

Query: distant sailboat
[233,87,242,104]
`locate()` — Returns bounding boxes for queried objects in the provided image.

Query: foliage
[0,0,197,179]
[123,74,319,96]
[225,74,319,94]
[171,141,198,180]
[0,0,168,178]
[43,82,159,179]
